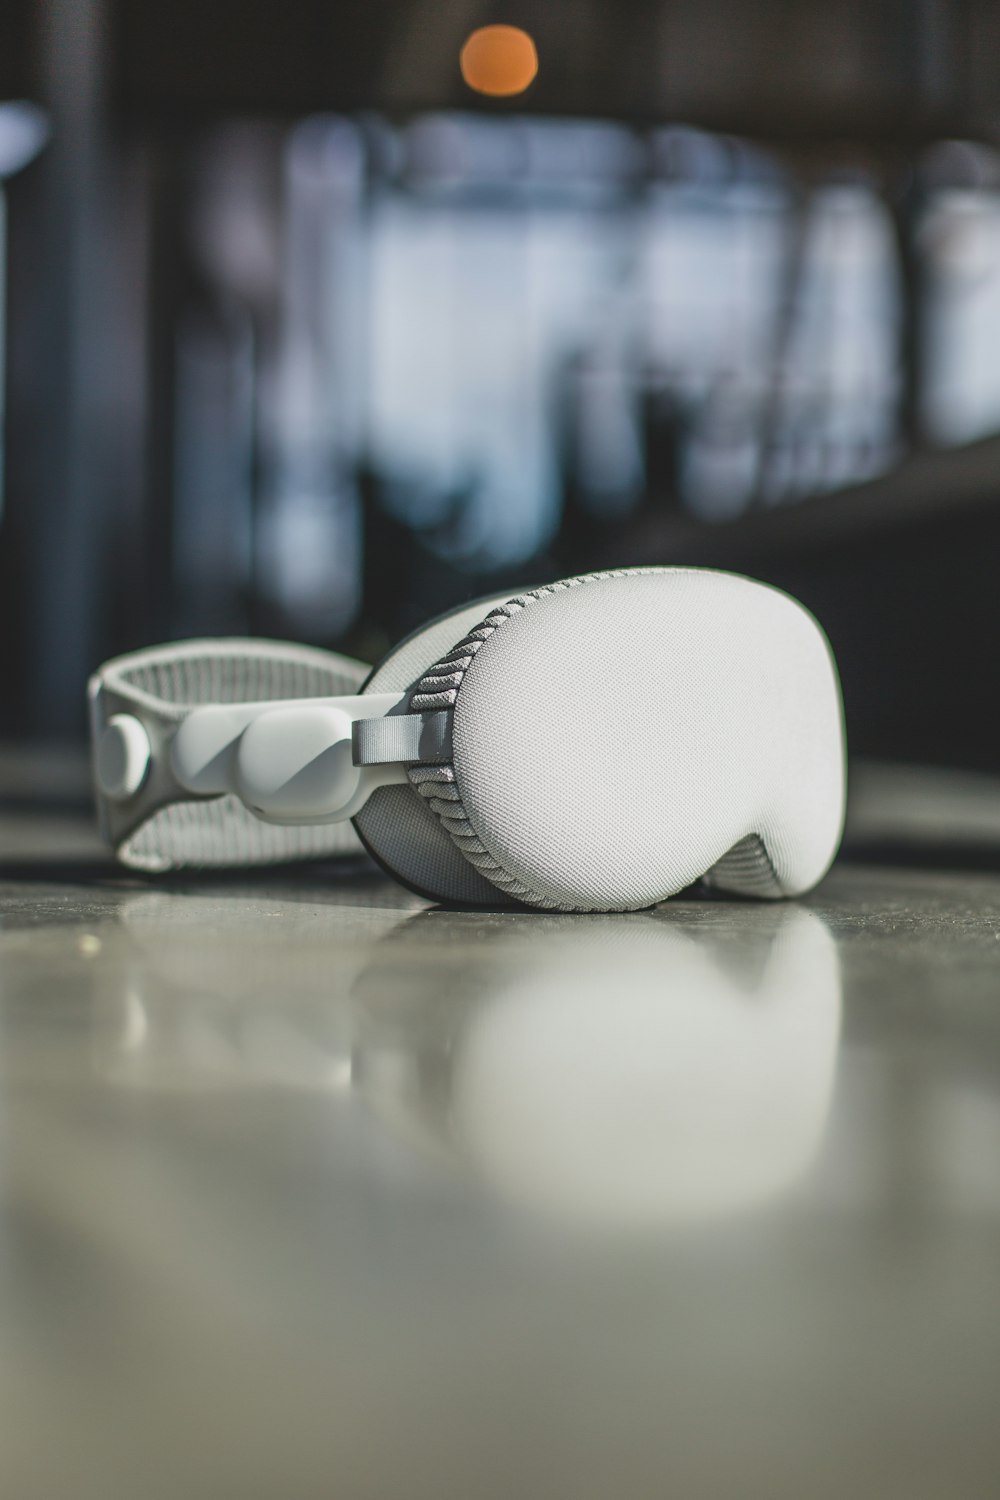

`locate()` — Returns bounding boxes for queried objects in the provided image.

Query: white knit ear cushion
[405,569,845,913]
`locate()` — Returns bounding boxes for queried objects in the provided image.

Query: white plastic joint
[96,714,152,801]
[170,692,407,824]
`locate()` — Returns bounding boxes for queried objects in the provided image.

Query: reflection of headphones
[90,568,846,910]
[101,893,406,1092]
[105,897,840,1226]
[354,906,843,1224]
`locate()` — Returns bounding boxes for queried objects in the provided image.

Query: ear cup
[353,593,523,904]
[404,569,845,912]
[91,639,372,871]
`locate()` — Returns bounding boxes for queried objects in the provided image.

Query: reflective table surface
[2,806,1000,1498]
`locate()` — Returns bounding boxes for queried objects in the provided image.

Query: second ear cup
[353,594,522,905]
[93,639,373,871]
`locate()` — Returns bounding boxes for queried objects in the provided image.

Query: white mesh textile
[90,639,370,871]
[405,569,846,912]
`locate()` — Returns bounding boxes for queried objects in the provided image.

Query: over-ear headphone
[89,568,846,911]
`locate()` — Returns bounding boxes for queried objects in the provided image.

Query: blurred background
[3,0,1000,770]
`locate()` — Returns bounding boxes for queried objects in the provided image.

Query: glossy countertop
[2,798,1000,1498]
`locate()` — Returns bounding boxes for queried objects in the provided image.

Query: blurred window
[924,187,1000,444]
[179,115,921,616]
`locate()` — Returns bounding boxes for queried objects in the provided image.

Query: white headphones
[89,568,846,911]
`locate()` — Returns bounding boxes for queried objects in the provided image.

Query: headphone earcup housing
[371,569,846,912]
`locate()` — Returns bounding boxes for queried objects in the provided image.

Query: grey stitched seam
[406,568,674,912]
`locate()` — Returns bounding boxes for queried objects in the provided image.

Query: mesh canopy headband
[90,639,370,871]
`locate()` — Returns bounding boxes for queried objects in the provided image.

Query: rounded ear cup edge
[405,569,677,913]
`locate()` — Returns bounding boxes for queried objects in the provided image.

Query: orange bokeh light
[460,25,539,98]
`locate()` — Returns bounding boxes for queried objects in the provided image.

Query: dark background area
[3,0,1000,769]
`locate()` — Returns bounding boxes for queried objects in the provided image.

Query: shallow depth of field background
[3,0,1000,770]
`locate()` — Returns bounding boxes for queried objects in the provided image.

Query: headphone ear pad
[404,569,845,912]
[353,594,524,905]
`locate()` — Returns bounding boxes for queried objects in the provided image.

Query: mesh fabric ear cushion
[405,569,846,913]
[353,593,525,905]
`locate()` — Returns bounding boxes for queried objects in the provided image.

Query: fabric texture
[353,710,452,767]
[353,593,522,905]
[91,639,369,871]
[405,568,845,912]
